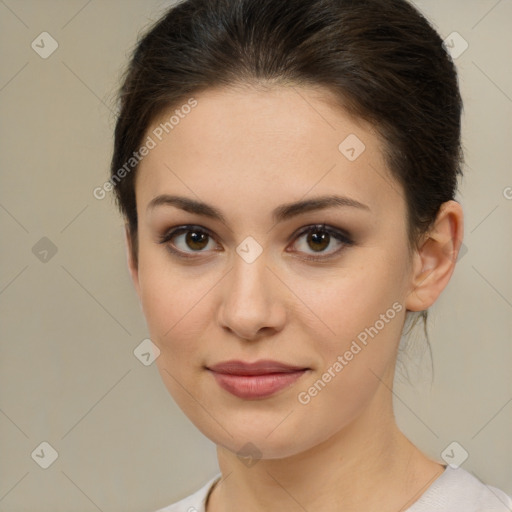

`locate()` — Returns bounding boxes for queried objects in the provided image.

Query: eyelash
[157,224,354,262]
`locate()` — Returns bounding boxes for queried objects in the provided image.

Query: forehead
[136,85,403,223]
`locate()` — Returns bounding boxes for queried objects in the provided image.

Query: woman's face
[130,85,416,459]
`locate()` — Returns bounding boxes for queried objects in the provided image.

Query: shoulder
[407,466,512,512]
[152,474,221,512]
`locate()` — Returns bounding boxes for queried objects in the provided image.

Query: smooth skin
[125,84,464,512]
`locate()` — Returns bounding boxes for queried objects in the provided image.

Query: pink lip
[207,360,309,399]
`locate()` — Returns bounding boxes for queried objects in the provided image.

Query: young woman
[109,0,512,510]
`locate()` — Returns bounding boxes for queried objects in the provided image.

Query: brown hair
[110,0,463,353]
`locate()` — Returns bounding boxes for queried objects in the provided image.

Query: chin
[197,410,333,462]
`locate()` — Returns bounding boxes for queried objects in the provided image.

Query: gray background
[0,0,511,511]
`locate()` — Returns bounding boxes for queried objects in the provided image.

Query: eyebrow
[146,194,370,223]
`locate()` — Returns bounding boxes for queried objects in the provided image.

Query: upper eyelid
[160,225,217,243]
[292,224,351,240]
[161,223,349,239]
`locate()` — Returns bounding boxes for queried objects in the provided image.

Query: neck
[207,370,444,512]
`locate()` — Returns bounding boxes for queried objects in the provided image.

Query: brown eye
[289,224,353,260]
[184,230,209,251]
[159,226,218,257]
[306,230,331,252]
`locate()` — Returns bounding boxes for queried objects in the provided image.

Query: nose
[217,254,287,341]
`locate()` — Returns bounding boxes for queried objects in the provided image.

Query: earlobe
[124,224,141,299]
[405,200,464,312]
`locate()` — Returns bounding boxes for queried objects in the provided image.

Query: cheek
[304,254,406,343]
[138,262,217,411]
[137,252,213,362]
[290,280,405,443]
[296,254,407,393]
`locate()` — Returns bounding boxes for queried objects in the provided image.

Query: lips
[207,360,309,399]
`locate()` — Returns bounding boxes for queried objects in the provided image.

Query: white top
[154,466,512,512]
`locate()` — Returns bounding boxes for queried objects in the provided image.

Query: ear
[405,200,464,312]
[124,224,141,299]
